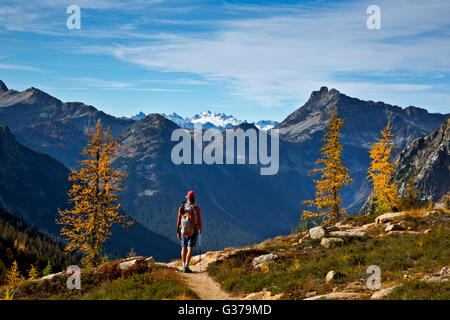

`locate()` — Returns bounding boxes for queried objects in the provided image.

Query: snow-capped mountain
[132,111,279,130]
[131,111,146,121]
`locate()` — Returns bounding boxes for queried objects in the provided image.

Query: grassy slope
[2,263,196,300]
[208,209,450,300]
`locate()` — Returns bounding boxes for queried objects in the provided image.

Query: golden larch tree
[28,264,39,280]
[6,261,23,286]
[57,122,132,267]
[302,108,352,225]
[368,122,400,214]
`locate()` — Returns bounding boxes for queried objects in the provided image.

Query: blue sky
[0,0,449,122]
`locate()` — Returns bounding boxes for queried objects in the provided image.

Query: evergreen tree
[368,122,400,214]
[43,260,52,276]
[302,108,352,225]
[57,122,132,267]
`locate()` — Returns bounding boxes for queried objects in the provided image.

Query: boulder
[40,272,63,281]
[309,226,327,240]
[328,231,366,238]
[325,271,336,283]
[385,224,404,232]
[375,212,406,224]
[321,237,344,248]
[304,292,368,300]
[440,266,450,277]
[398,221,408,229]
[433,202,445,210]
[240,290,282,300]
[424,210,439,218]
[119,257,145,270]
[145,257,155,264]
[305,291,317,298]
[252,253,278,268]
[370,285,399,300]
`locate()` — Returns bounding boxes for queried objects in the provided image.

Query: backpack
[180,204,198,237]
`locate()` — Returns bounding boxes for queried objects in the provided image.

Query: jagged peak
[0,80,8,92]
[308,86,341,101]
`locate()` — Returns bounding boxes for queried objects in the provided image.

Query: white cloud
[0,63,44,72]
[88,0,450,107]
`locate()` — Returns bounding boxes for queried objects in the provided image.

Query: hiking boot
[181,266,186,273]
[185,266,193,273]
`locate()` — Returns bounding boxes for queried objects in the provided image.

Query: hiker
[177,190,202,273]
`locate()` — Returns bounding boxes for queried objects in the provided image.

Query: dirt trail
[165,251,235,300]
[178,270,233,300]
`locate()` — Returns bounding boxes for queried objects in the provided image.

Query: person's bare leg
[181,247,187,266]
[186,247,193,267]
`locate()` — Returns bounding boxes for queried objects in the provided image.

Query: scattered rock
[385,224,404,232]
[145,257,155,264]
[40,272,63,281]
[326,271,337,283]
[252,253,278,268]
[398,221,408,229]
[326,226,340,232]
[370,286,399,299]
[423,275,448,283]
[433,202,445,210]
[305,291,317,298]
[304,292,369,300]
[240,290,283,300]
[439,266,450,277]
[328,231,367,238]
[345,281,364,291]
[119,257,145,270]
[309,226,327,240]
[375,212,406,224]
[423,229,432,234]
[321,237,344,248]
[424,211,439,218]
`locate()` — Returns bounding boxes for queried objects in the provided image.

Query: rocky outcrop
[309,226,327,239]
[252,253,278,268]
[395,118,450,202]
[375,211,407,224]
[304,292,369,300]
[320,237,344,248]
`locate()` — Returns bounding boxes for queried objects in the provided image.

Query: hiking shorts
[181,234,198,248]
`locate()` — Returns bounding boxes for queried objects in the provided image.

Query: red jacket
[177,203,202,234]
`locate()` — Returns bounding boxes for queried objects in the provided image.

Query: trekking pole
[199,233,202,262]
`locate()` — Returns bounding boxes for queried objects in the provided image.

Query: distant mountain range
[133,110,279,131]
[0,123,178,260]
[0,80,448,253]
[0,80,133,168]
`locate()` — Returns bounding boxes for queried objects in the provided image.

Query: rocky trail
[178,270,233,300]
[164,251,236,300]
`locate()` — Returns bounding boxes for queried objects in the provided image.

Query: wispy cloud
[61,77,131,88]
[83,0,450,107]
[0,62,44,72]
